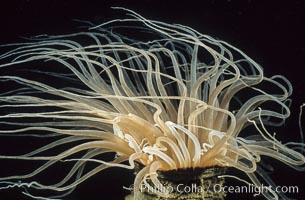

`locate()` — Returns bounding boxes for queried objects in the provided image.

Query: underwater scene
[0,1,304,200]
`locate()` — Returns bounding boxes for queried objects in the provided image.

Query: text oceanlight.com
[126,183,300,197]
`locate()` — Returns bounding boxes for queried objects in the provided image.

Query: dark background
[0,0,304,199]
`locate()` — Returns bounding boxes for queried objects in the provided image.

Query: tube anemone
[0,7,304,200]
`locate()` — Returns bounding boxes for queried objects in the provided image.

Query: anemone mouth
[0,7,304,200]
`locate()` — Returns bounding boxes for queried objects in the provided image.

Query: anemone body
[0,8,304,200]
